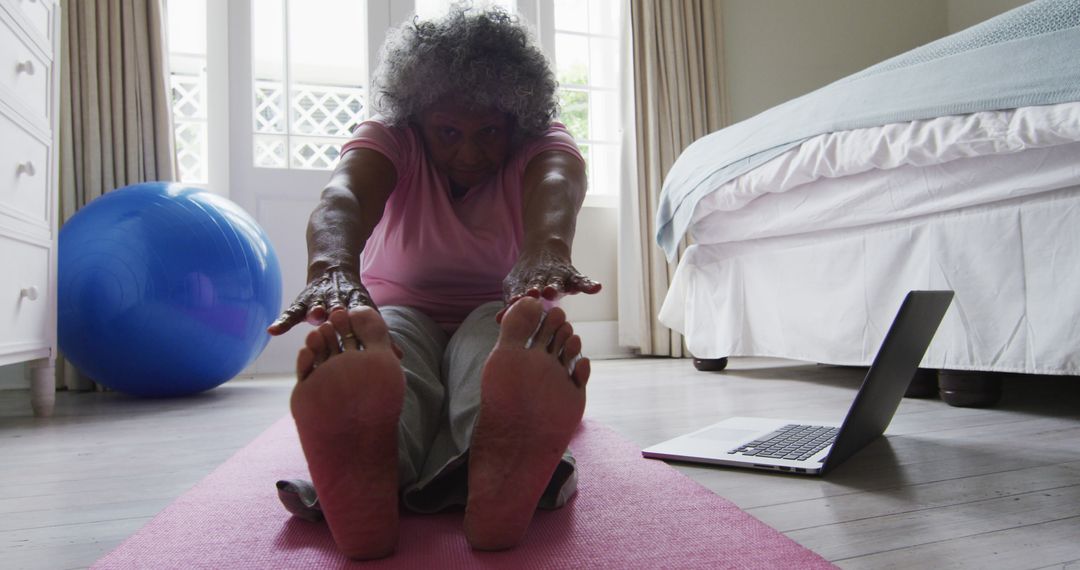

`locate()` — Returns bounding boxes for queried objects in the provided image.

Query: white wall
[560,204,625,357]
[562,206,619,323]
[947,0,1030,33]
[719,0,1035,124]
[720,0,947,123]
[0,366,27,390]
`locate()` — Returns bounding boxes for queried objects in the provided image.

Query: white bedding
[688,102,1080,244]
[659,103,1080,375]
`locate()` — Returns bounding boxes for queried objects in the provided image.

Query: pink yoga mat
[94,417,835,569]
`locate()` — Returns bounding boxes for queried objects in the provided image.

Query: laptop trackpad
[688,426,763,444]
[679,417,794,447]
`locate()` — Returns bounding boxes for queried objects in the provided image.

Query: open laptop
[642,290,954,475]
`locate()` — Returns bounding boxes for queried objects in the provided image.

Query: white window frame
[175,0,622,209]
[523,0,622,208]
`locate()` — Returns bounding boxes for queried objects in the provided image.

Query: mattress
[688,102,1080,244]
[658,103,1080,376]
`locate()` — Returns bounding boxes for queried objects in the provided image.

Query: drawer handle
[16,60,36,76]
[17,161,36,177]
[20,286,39,301]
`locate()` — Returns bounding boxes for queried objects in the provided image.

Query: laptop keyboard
[728,424,838,461]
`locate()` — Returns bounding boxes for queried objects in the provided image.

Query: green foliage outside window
[557,64,589,141]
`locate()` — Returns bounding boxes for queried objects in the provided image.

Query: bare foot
[465,297,591,550]
[291,307,404,560]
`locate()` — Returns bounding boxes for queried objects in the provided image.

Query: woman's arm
[268,147,397,335]
[500,149,602,320]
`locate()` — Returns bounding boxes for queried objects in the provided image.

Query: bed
[654,0,1080,405]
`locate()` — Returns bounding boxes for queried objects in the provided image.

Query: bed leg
[905,368,939,398]
[692,357,728,372]
[938,370,1003,408]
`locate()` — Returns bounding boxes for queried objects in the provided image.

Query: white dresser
[0,0,59,417]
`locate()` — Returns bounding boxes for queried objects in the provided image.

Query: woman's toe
[560,335,582,368]
[550,322,573,355]
[329,310,360,350]
[349,307,395,352]
[317,322,341,353]
[571,356,590,387]
[497,297,545,348]
[296,347,317,381]
[534,307,566,350]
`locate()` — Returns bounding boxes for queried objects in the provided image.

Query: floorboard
[1,357,1078,569]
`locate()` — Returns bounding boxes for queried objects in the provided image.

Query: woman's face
[416,100,514,190]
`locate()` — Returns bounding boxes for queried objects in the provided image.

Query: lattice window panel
[291,85,364,137]
[252,81,363,170]
[254,135,287,168]
[290,137,343,170]
[171,72,208,183]
[174,122,207,182]
[254,81,286,134]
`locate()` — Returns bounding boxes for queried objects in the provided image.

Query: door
[225,0,403,373]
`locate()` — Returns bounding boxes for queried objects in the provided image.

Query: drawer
[0,11,51,127]
[11,0,53,47]
[0,233,50,353]
[0,106,49,226]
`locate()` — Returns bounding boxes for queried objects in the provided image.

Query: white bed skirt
[659,185,1080,376]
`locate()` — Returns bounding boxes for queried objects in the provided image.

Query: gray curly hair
[371,4,559,141]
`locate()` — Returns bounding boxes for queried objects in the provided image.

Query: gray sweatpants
[277,301,577,518]
[385,301,577,513]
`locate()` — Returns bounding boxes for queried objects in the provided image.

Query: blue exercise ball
[58,182,282,397]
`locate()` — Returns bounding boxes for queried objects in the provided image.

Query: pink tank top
[340,119,583,331]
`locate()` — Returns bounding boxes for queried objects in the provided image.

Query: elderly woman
[267,6,601,560]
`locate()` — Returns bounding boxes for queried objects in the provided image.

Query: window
[251,0,368,170]
[166,0,209,184]
[166,0,626,194]
[416,0,514,21]
[552,0,622,199]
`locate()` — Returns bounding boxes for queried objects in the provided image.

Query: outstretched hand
[497,249,601,323]
[268,266,376,335]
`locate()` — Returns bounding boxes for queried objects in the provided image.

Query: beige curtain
[58,0,177,390]
[618,0,727,357]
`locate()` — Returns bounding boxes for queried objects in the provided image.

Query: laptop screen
[822,290,954,473]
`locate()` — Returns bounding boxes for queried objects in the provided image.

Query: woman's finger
[306,303,329,325]
[524,274,548,297]
[541,276,565,300]
[268,301,309,335]
[567,273,602,294]
[506,282,541,300]
[324,272,347,311]
[346,288,372,309]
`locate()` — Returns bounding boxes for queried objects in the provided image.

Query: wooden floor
[2,356,1079,569]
